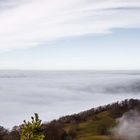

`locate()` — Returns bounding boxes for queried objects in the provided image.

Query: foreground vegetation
[0,99,140,140]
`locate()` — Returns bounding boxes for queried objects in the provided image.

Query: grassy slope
[64,111,116,140]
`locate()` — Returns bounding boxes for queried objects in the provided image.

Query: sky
[0,0,140,128]
[0,0,140,70]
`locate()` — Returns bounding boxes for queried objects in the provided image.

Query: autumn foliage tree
[21,113,44,140]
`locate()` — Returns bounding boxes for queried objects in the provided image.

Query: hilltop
[43,98,140,140]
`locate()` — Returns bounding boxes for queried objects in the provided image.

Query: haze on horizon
[0,0,140,70]
[0,70,140,128]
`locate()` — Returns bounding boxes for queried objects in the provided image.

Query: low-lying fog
[0,70,140,128]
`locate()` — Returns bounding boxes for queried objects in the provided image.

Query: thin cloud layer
[0,0,140,51]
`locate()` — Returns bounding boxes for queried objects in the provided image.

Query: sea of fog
[0,70,140,128]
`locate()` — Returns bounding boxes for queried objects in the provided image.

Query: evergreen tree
[21,113,44,140]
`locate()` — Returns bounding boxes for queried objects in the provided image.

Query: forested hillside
[0,99,140,140]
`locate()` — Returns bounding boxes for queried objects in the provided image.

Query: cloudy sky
[0,0,140,70]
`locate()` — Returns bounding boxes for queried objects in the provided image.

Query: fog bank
[0,70,140,128]
[112,110,140,140]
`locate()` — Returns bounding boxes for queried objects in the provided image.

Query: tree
[10,126,20,140]
[68,128,77,140]
[96,123,108,135]
[21,113,44,140]
[44,121,67,140]
[0,126,8,140]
